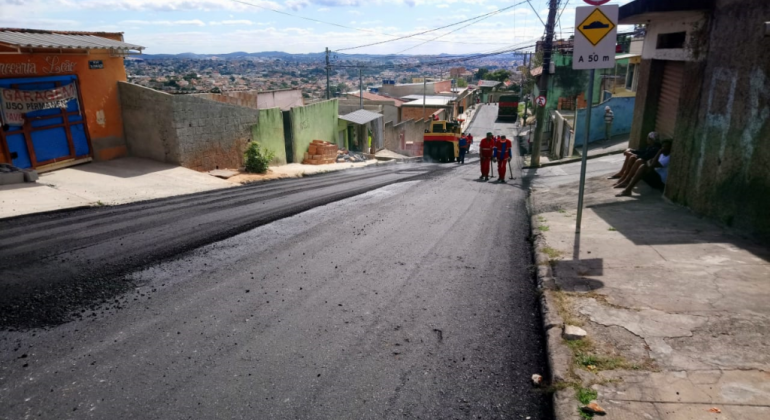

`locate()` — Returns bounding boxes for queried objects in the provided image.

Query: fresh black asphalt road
[0,105,551,420]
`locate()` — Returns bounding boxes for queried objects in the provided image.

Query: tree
[488,69,511,83]
[337,82,349,93]
[475,67,490,80]
[457,78,468,88]
[210,87,222,94]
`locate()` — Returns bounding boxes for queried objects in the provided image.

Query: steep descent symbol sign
[536,95,546,107]
[578,8,616,46]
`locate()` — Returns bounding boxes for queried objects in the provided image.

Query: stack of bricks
[303,140,338,165]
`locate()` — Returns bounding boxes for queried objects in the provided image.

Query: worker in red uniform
[492,135,513,183]
[479,132,495,181]
[466,133,474,152]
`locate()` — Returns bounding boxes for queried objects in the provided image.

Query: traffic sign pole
[575,69,595,234]
[573,4,618,234]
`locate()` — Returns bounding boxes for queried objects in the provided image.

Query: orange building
[0,28,143,170]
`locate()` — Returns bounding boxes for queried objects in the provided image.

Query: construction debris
[303,140,339,165]
[335,149,368,163]
[581,401,607,416]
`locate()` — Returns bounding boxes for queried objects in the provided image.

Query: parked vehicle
[497,95,520,121]
[423,120,461,163]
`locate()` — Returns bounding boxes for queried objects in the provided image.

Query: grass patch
[538,225,550,232]
[558,208,566,214]
[551,291,584,327]
[607,227,617,231]
[541,246,562,260]
[537,215,547,223]
[576,387,597,405]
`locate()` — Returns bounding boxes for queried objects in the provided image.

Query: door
[0,75,90,169]
[655,61,684,140]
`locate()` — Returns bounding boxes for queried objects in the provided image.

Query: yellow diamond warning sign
[577,8,616,46]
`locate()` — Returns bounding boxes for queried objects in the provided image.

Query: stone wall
[664,0,770,241]
[119,82,260,171]
[252,107,287,165]
[289,99,338,164]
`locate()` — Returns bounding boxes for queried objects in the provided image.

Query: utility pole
[530,0,559,167]
[359,67,363,110]
[325,47,330,100]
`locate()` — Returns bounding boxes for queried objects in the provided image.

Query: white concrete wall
[642,13,707,62]
[257,89,304,111]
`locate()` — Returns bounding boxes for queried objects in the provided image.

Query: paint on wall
[252,107,287,165]
[573,96,636,146]
[289,99,338,164]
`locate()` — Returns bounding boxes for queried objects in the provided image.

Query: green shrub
[244,142,275,174]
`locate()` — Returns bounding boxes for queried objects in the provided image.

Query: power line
[391,10,502,55]
[226,0,512,47]
[334,1,529,52]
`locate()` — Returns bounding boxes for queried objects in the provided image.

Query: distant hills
[139,51,523,61]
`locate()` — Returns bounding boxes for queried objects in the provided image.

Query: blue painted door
[1,75,89,169]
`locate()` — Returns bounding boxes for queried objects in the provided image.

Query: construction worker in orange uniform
[492,135,513,183]
[479,132,495,181]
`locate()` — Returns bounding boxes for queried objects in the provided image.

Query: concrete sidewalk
[0,157,233,219]
[523,134,630,168]
[530,176,770,419]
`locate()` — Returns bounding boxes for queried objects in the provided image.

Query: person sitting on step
[615,139,672,197]
[609,131,661,184]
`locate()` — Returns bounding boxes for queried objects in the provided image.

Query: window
[626,64,636,91]
[657,32,686,49]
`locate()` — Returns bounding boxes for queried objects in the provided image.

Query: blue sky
[0,0,632,55]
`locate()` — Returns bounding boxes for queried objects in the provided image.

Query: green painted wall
[252,107,287,165]
[337,119,349,150]
[290,99,339,163]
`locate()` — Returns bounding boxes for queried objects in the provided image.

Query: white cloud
[120,19,207,26]
[437,4,449,8]
[209,20,254,26]
[64,0,283,12]
[0,17,81,28]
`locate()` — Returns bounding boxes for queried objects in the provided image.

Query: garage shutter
[0,75,90,170]
[655,61,684,140]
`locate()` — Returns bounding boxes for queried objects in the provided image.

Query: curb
[522,148,625,169]
[527,193,581,420]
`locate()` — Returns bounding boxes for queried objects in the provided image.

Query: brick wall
[400,106,444,122]
[119,82,260,171]
[192,92,258,109]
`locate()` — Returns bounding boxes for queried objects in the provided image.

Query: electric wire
[333,1,529,52]
[226,0,513,47]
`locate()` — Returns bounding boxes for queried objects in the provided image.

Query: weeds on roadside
[244,142,275,174]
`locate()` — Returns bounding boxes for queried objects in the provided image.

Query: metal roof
[0,31,144,51]
[401,97,454,107]
[477,80,502,88]
[339,109,383,125]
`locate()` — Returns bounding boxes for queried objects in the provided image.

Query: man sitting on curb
[608,131,661,182]
[615,140,672,197]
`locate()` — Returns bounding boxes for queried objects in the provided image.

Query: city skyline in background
[1,0,632,55]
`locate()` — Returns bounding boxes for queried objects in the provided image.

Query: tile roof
[348,91,407,107]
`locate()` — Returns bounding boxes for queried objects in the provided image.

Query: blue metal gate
[0,75,90,169]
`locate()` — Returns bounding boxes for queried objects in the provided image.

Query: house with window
[620,0,770,240]
[0,28,143,171]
